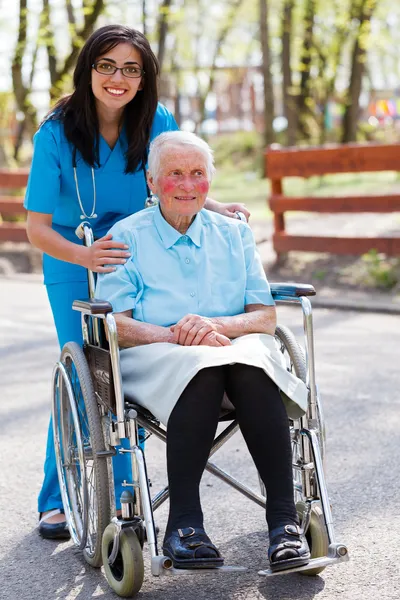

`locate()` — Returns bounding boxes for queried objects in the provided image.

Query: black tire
[258,325,307,499]
[53,342,111,567]
[102,523,145,597]
[276,324,326,459]
[275,325,307,383]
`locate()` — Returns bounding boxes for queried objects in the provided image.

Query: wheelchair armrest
[72,298,113,316]
[270,283,316,298]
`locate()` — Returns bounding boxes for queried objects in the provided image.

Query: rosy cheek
[159,177,176,194]
[196,180,209,194]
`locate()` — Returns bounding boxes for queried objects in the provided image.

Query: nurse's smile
[105,88,127,97]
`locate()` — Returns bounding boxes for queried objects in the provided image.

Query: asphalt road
[1,275,399,600]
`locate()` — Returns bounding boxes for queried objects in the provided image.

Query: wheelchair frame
[53,222,348,591]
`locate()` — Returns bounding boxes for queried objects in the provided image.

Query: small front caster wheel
[297,501,329,576]
[102,523,144,597]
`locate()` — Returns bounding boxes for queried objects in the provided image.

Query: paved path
[1,276,399,600]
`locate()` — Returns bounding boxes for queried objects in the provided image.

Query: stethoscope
[72,153,152,221]
[73,165,97,220]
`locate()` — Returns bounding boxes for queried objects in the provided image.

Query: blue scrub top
[24,103,178,284]
[95,205,274,327]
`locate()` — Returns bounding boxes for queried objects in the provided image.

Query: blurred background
[1,0,400,290]
[1,0,399,165]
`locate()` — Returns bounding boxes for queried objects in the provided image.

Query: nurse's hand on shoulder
[207,199,250,221]
[222,202,250,221]
[82,233,131,273]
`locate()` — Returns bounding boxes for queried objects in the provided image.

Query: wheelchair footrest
[258,543,349,576]
[151,555,247,577]
[162,565,248,577]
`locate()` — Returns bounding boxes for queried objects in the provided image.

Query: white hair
[148,131,216,181]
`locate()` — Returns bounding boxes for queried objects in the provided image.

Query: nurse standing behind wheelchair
[24,23,249,540]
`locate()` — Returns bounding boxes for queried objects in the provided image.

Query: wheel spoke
[54,345,110,564]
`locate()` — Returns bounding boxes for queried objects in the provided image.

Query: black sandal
[268,524,310,572]
[163,527,224,569]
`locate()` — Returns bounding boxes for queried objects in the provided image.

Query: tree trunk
[341,0,377,143]
[11,0,37,161]
[281,0,296,146]
[260,0,275,149]
[156,0,172,73]
[65,0,76,26]
[50,0,105,100]
[42,0,58,86]
[196,0,245,131]
[170,39,182,127]
[142,0,147,35]
[297,0,316,140]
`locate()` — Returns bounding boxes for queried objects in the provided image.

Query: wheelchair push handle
[75,221,94,246]
[235,211,247,222]
[75,222,96,299]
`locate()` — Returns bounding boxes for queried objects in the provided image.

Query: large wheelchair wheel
[52,341,111,567]
[276,325,326,460]
[259,325,307,498]
[102,523,144,597]
[275,324,307,383]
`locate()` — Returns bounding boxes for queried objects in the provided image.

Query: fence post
[271,177,285,263]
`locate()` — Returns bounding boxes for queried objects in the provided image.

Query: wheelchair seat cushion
[120,332,308,427]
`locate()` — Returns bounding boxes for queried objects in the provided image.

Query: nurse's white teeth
[105,88,126,96]
[176,196,195,200]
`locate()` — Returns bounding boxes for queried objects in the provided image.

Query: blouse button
[190,292,195,297]
[185,258,190,264]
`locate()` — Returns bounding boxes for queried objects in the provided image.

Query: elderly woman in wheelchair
[93,130,310,572]
[52,129,349,595]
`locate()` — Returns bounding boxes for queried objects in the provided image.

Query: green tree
[11,0,105,162]
[342,0,377,142]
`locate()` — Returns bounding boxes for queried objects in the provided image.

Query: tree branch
[42,0,58,86]
[197,0,245,128]
[50,0,105,100]
[156,0,172,72]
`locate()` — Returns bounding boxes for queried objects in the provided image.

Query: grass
[211,167,271,220]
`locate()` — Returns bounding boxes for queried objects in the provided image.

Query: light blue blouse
[95,205,274,327]
[24,103,178,284]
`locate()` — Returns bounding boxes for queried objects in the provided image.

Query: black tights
[165,364,298,536]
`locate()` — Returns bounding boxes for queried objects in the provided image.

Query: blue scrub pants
[38,280,133,513]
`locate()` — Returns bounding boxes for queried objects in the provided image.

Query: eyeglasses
[92,61,145,79]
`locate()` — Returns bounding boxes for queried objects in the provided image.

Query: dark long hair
[47,24,159,173]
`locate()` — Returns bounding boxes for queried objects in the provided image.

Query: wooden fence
[0,169,29,242]
[265,143,400,256]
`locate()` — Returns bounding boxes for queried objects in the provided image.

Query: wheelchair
[51,222,349,597]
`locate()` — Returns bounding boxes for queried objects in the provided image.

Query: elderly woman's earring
[144,194,159,208]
